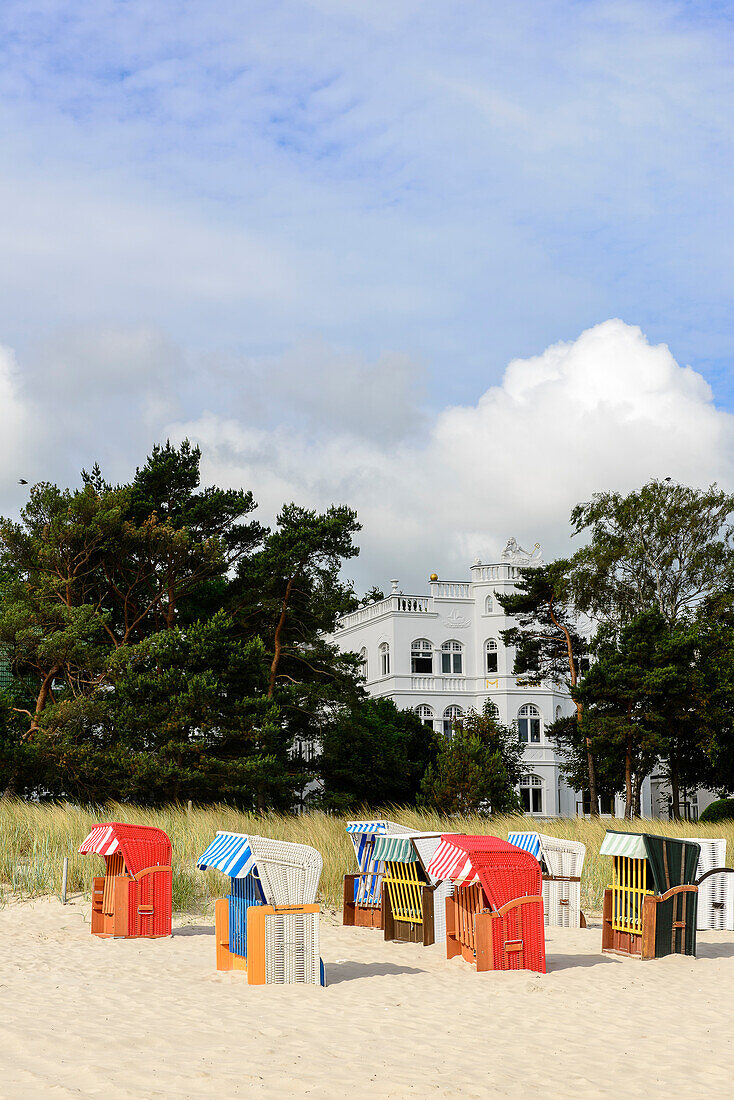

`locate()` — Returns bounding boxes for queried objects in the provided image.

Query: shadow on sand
[545,953,617,972]
[695,941,734,961]
[173,924,215,937]
[326,961,426,985]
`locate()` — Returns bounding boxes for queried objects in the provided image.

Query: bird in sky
[18,479,27,485]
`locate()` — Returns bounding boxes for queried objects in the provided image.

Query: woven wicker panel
[536,834,585,878]
[432,879,454,942]
[543,877,581,928]
[264,911,321,985]
[683,837,734,931]
[248,836,322,907]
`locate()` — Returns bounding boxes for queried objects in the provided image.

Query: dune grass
[1,800,731,914]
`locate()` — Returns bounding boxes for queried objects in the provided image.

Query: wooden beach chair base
[382,883,435,946]
[342,875,383,929]
[445,889,545,973]
[601,886,698,960]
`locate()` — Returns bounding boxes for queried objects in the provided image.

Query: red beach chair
[80,822,172,938]
[427,834,545,974]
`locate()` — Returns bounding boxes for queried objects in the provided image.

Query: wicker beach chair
[371,831,454,947]
[79,822,172,939]
[343,820,411,929]
[426,834,546,973]
[508,831,586,928]
[198,832,325,986]
[682,837,734,931]
[600,831,700,959]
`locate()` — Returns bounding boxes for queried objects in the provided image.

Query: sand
[0,896,733,1098]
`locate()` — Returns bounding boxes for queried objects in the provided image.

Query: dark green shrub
[699,798,734,824]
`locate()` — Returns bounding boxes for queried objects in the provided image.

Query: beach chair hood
[508,831,586,878]
[426,834,541,910]
[79,822,171,876]
[372,831,447,884]
[197,831,258,879]
[197,831,322,905]
[600,831,700,893]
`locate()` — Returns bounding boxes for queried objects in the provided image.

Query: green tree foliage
[0,443,362,805]
[573,610,707,818]
[569,480,734,816]
[420,704,523,815]
[698,798,734,824]
[318,698,440,812]
[570,480,734,628]
[498,560,598,813]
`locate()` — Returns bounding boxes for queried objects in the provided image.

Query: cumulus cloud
[167,320,734,591]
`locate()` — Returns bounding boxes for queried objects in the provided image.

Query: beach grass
[0,800,731,914]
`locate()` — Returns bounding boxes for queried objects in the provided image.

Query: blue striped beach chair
[198,831,325,986]
[508,831,586,927]
[343,820,411,929]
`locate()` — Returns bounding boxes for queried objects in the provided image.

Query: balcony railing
[336,593,434,630]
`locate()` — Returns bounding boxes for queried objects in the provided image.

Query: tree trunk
[670,755,680,821]
[268,576,295,698]
[27,665,61,737]
[633,772,642,819]
[549,597,599,816]
[624,730,633,819]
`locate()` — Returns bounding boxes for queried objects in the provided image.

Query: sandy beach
[0,896,732,1098]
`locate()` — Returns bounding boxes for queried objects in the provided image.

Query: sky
[1,0,734,591]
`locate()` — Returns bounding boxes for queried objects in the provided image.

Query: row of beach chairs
[77,821,734,984]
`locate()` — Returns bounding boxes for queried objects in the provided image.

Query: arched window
[359,647,368,680]
[555,705,562,721]
[520,774,543,814]
[379,642,390,677]
[441,640,463,675]
[518,703,541,744]
[443,705,463,737]
[485,700,499,719]
[416,704,434,728]
[411,638,433,674]
[485,593,494,614]
[485,638,498,674]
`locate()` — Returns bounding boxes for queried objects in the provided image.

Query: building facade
[330,539,582,818]
[329,538,717,820]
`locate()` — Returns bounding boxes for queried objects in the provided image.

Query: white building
[330,537,717,820]
[330,539,581,818]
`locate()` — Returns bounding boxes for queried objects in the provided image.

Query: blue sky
[0,1,733,585]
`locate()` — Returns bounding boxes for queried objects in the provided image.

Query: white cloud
[0,345,31,493]
[167,320,734,591]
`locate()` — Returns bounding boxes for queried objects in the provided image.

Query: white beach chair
[508,832,586,928]
[683,837,734,931]
[246,835,324,985]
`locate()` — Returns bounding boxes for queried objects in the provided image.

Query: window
[411,638,433,674]
[359,647,368,681]
[520,775,543,814]
[485,594,494,614]
[379,642,390,676]
[485,700,499,719]
[555,705,562,721]
[443,705,463,737]
[416,704,434,728]
[441,640,463,674]
[485,639,498,674]
[518,703,541,743]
